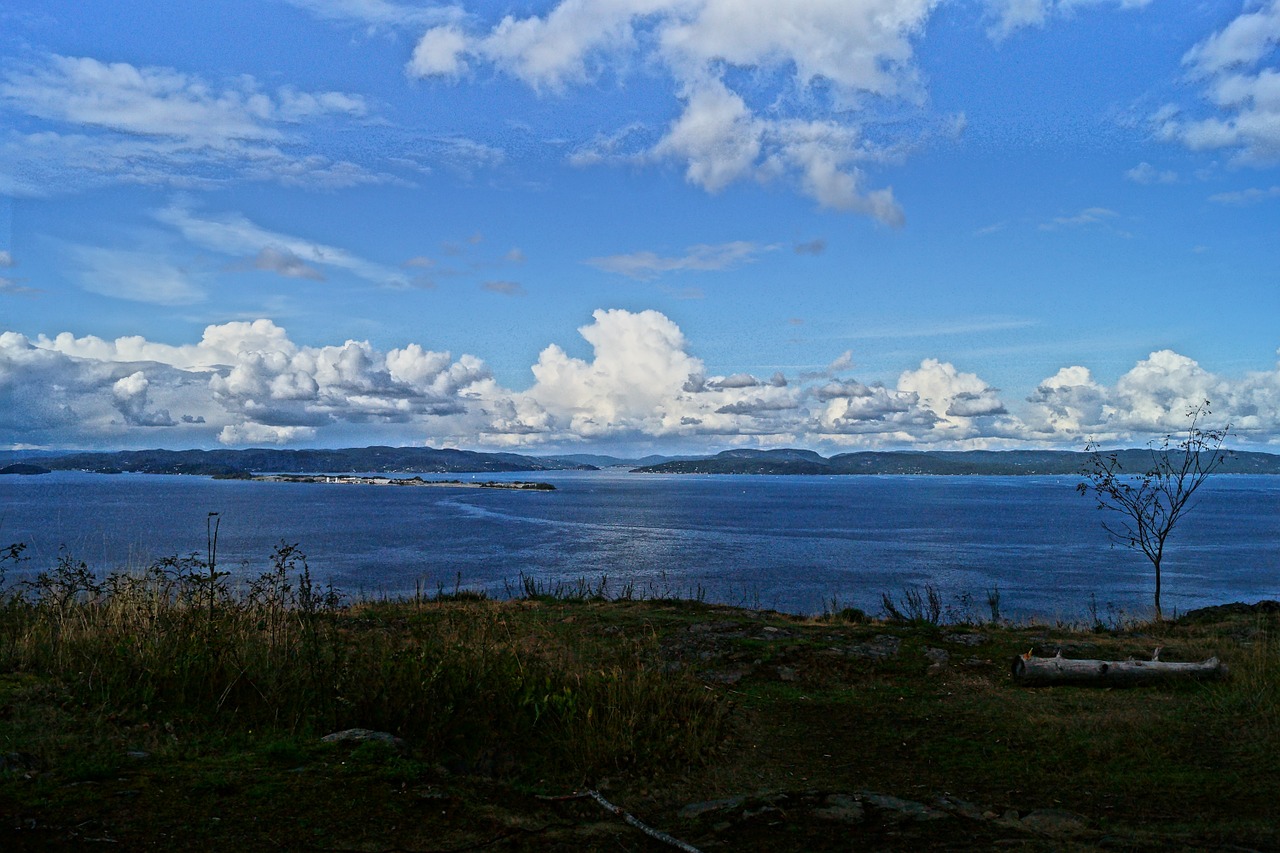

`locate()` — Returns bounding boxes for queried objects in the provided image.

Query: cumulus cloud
[1023,365,1106,438]
[112,371,176,427]
[6,311,1280,451]
[586,241,770,280]
[1,319,495,448]
[521,309,704,438]
[1157,1,1280,164]
[1182,1,1280,77]
[406,1,931,222]
[1109,349,1223,432]
[898,358,1007,425]
[408,26,471,77]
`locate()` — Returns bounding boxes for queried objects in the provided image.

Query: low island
[247,473,556,490]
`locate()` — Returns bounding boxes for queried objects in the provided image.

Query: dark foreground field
[1,559,1277,851]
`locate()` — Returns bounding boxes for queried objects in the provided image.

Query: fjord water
[3,470,1277,620]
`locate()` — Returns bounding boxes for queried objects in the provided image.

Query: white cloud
[1183,1,1280,77]
[6,319,495,447]
[586,241,770,279]
[156,202,409,288]
[1039,206,1119,230]
[0,55,379,193]
[283,0,459,28]
[1209,184,1280,204]
[653,77,763,193]
[1109,349,1223,433]
[1125,161,1177,184]
[112,371,177,427]
[0,250,12,267]
[984,0,1154,42]
[2,55,365,141]
[408,25,472,77]
[70,245,206,305]
[218,423,317,445]
[898,358,1007,425]
[1159,1,1280,164]
[1023,365,1106,438]
[0,277,38,296]
[408,1,932,222]
[7,312,1280,450]
[251,247,326,280]
[38,318,297,371]
[522,308,703,438]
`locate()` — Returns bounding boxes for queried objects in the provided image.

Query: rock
[924,647,950,664]
[848,635,902,660]
[860,792,949,822]
[943,632,987,646]
[701,668,750,684]
[1020,808,1089,835]
[776,666,798,682]
[811,794,864,824]
[679,796,746,819]
[933,796,987,821]
[741,805,783,821]
[125,750,151,761]
[320,728,407,751]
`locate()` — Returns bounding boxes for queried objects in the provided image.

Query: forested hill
[632,448,1280,476]
[31,447,596,477]
[15,446,1280,478]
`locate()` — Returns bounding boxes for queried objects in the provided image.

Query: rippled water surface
[3,470,1277,619]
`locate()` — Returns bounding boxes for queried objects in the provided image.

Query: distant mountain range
[631,448,1280,476]
[5,445,1279,478]
[5,447,597,477]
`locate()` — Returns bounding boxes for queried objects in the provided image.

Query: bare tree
[1078,401,1230,621]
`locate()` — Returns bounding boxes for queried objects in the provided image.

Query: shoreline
[250,473,556,490]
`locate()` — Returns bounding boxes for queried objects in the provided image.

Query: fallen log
[1011,650,1227,687]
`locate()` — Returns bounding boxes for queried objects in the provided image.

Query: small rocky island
[250,474,555,490]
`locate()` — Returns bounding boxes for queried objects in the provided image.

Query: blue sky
[1,0,1278,454]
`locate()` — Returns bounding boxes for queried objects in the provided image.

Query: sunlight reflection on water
[2,470,1277,620]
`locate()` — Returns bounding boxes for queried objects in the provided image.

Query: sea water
[2,470,1277,620]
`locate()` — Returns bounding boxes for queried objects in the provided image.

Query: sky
[1,0,1278,455]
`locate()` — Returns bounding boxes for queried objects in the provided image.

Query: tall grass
[0,543,725,782]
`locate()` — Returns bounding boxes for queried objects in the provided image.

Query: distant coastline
[249,474,555,491]
[4,445,1280,478]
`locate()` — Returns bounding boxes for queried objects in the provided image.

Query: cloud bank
[4,309,1277,452]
